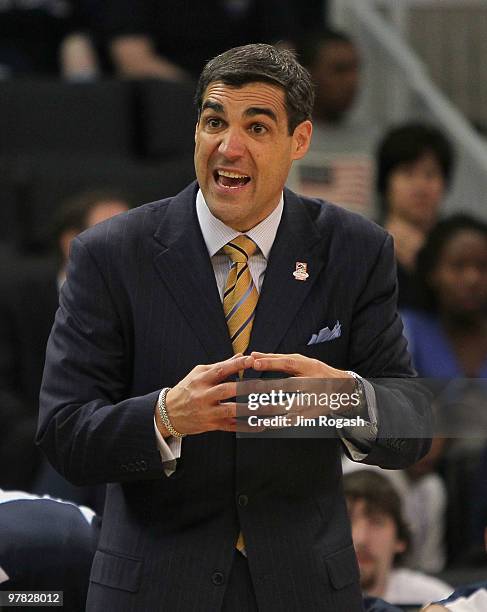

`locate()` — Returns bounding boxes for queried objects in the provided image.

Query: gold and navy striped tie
[223,235,259,356]
[223,235,258,556]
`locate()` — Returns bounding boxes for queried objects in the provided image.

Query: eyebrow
[201,100,224,114]
[201,100,277,123]
[244,107,277,123]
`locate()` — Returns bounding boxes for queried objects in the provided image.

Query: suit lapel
[246,189,329,378]
[152,183,233,363]
[152,184,332,369]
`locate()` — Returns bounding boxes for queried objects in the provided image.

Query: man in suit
[37,44,431,611]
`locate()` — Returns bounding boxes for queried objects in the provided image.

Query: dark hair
[414,213,487,312]
[195,43,314,135]
[344,470,410,563]
[377,122,454,218]
[51,189,131,250]
[298,27,355,69]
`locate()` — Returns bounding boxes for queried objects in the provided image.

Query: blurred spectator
[0,0,100,79]
[101,0,298,81]
[377,123,455,307]
[0,488,99,611]
[402,214,487,563]
[344,471,453,606]
[402,214,487,378]
[0,190,130,492]
[343,438,449,573]
[289,28,377,215]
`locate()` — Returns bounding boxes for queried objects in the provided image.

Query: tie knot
[223,235,257,263]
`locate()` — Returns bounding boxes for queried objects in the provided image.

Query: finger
[205,381,237,404]
[218,418,238,432]
[206,355,251,382]
[214,401,237,420]
[252,354,304,375]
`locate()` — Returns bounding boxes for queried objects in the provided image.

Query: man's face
[194,81,312,231]
[348,498,406,597]
[311,41,360,123]
[386,153,445,231]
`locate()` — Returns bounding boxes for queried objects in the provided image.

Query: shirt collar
[196,189,283,259]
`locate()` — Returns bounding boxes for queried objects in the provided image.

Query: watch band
[346,371,368,416]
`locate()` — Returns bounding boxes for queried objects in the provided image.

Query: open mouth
[214,170,251,189]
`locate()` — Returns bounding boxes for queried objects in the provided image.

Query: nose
[352,519,368,548]
[218,128,245,160]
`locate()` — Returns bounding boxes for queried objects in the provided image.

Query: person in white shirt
[344,470,453,607]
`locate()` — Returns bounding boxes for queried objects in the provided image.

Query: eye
[250,123,268,135]
[205,117,223,130]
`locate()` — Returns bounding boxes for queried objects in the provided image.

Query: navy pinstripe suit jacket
[37,183,431,611]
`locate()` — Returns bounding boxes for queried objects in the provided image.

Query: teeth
[218,170,249,179]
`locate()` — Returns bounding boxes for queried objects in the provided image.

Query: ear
[291,120,312,161]
[194,121,199,143]
[394,538,407,556]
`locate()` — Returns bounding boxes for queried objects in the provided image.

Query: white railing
[329,0,487,218]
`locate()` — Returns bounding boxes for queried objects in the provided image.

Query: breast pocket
[299,336,347,368]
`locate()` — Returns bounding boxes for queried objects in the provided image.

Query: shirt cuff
[338,375,378,461]
[154,417,182,477]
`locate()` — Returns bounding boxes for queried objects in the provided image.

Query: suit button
[140,460,147,471]
[238,494,248,507]
[211,571,225,586]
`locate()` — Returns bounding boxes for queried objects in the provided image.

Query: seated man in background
[344,471,453,607]
[0,189,130,497]
[289,28,378,216]
[0,488,100,612]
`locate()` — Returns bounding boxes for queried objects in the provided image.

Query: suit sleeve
[36,236,165,486]
[344,233,432,468]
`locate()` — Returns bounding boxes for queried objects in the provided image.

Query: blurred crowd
[1,2,487,611]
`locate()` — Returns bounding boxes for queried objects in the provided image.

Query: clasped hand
[158,352,355,436]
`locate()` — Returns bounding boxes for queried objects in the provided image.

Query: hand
[237,353,356,428]
[248,352,352,384]
[157,354,252,436]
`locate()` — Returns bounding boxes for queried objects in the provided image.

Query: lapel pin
[293,262,309,281]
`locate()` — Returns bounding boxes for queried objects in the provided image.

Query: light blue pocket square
[307,321,341,345]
